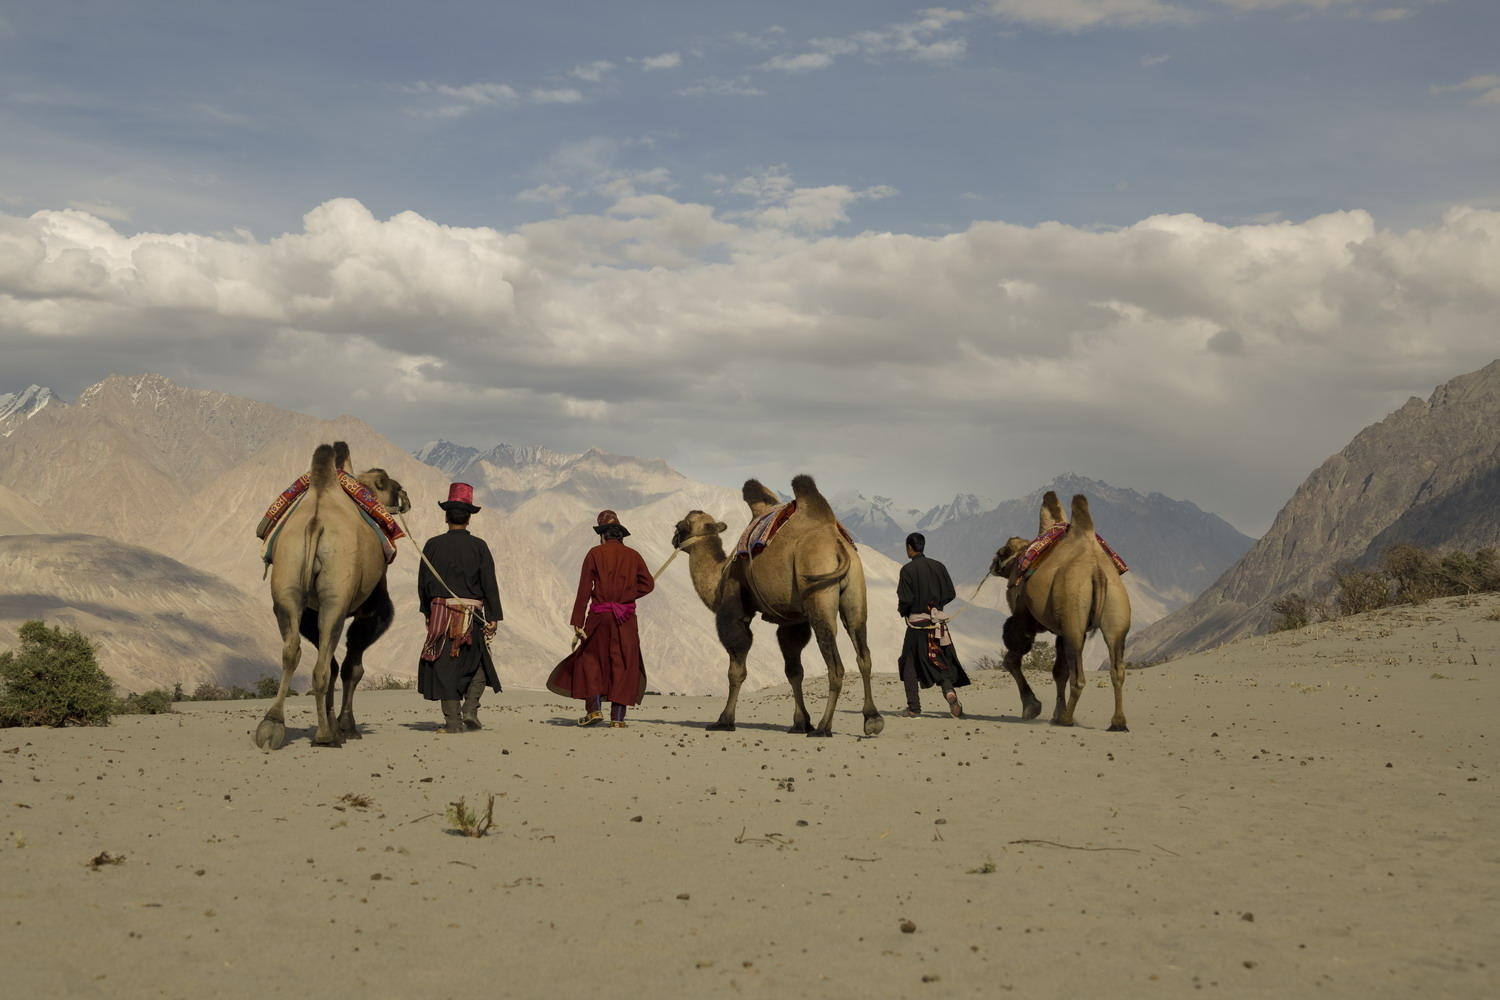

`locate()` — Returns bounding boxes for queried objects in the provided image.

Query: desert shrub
[1021,642,1056,673]
[0,621,115,728]
[366,674,415,691]
[192,682,229,701]
[1438,551,1485,594]
[971,654,1003,671]
[116,689,175,715]
[172,682,185,702]
[1383,545,1441,604]
[1334,566,1391,617]
[253,675,280,699]
[1476,549,1500,592]
[1270,592,1318,632]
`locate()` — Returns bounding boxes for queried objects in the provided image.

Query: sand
[2,595,1497,999]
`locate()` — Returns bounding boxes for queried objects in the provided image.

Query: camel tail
[791,474,836,522]
[310,443,338,492]
[1070,494,1095,535]
[333,441,351,472]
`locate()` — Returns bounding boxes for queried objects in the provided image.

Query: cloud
[530,87,585,104]
[640,52,683,71]
[4,195,1500,530]
[1432,74,1500,106]
[64,200,133,223]
[1141,53,1171,67]
[676,76,766,98]
[980,0,1192,30]
[761,9,970,73]
[570,60,615,83]
[517,184,573,209]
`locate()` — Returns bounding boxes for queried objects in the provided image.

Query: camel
[989,490,1131,731]
[670,475,883,738]
[255,441,410,750]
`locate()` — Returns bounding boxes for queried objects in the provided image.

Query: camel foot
[706,720,736,732]
[254,718,286,751]
[806,727,833,738]
[1021,699,1042,720]
[863,714,884,737]
[1108,722,1130,733]
[312,728,344,747]
[1050,718,1075,728]
[338,716,361,740]
[787,718,811,734]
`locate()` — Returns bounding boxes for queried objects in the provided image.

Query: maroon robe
[546,539,655,706]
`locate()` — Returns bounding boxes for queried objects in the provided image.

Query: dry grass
[446,795,495,838]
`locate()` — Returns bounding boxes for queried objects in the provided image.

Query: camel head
[990,536,1029,578]
[671,510,727,550]
[356,468,411,514]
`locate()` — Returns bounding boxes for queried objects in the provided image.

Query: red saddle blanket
[256,471,404,560]
[1014,522,1128,581]
[734,501,856,560]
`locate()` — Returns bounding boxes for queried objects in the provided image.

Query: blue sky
[2,1,1498,532]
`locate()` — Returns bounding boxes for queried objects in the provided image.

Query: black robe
[417,529,503,701]
[896,554,970,689]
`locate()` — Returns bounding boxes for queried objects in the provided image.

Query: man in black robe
[896,532,970,718]
[417,483,502,734]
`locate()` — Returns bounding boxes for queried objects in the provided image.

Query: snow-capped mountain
[829,491,925,553]
[0,385,62,435]
[915,492,994,533]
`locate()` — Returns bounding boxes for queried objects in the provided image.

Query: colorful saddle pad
[733,501,856,560]
[260,492,398,568]
[1014,522,1128,581]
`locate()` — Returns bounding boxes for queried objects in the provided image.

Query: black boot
[440,699,465,734]
[461,673,486,730]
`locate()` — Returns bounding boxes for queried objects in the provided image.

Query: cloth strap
[589,601,637,623]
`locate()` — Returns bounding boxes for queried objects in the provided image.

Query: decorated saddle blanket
[1011,522,1128,582]
[733,501,857,560]
[258,472,402,567]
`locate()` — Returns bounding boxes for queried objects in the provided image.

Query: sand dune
[2,594,1495,997]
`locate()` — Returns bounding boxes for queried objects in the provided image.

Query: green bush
[1021,642,1056,673]
[1335,566,1391,617]
[116,689,175,715]
[253,675,280,699]
[1270,592,1318,631]
[0,621,116,728]
[192,682,229,701]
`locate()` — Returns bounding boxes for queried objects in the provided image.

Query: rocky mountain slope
[1129,360,1500,663]
[0,385,60,436]
[0,533,280,693]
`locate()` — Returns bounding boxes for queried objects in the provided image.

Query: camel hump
[791,474,836,522]
[1070,494,1095,534]
[333,441,351,472]
[1039,490,1065,533]
[310,443,338,492]
[743,479,779,507]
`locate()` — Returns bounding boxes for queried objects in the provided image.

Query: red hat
[593,509,630,537]
[438,482,481,514]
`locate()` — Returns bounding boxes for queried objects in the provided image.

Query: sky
[2,0,1498,534]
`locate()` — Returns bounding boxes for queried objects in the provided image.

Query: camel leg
[709,607,753,732]
[839,589,882,737]
[775,622,814,734]
[1001,614,1043,720]
[1104,624,1128,732]
[1051,635,1071,724]
[311,603,349,748]
[1056,630,1088,726]
[338,584,393,740]
[807,590,845,738]
[255,601,303,751]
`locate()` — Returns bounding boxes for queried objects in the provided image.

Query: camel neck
[685,535,728,610]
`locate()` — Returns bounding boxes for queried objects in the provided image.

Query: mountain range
[1129,359,1500,663]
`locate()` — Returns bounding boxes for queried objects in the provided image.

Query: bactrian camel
[670,475,883,737]
[256,441,410,750]
[990,491,1132,731]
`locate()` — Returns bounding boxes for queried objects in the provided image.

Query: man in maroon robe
[546,510,655,728]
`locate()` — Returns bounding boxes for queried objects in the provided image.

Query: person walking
[417,483,502,734]
[896,531,970,718]
[546,510,655,728]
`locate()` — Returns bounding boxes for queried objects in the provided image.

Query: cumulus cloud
[980,0,1191,30]
[761,9,970,72]
[530,87,585,104]
[570,60,615,82]
[398,80,588,116]
[3,194,1499,530]
[676,76,766,98]
[640,52,683,71]
[1432,74,1500,106]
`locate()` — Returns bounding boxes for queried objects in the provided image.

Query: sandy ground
[2,596,1497,999]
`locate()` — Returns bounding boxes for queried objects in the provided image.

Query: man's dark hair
[445,509,472,526]
[906,532,925,553]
